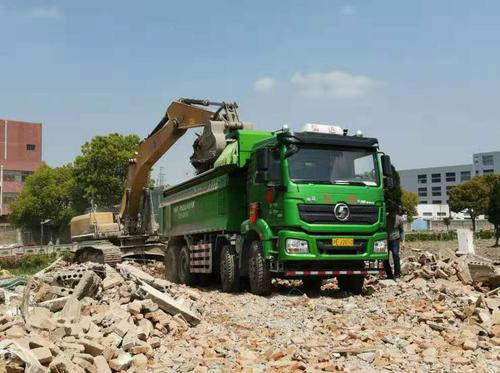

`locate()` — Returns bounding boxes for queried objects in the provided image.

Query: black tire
[178,246,197,286]
[337,275,365,295]
[248,240,272,296]
[302,278,323,292]
[165,245,180,283]
[220,245,240,293]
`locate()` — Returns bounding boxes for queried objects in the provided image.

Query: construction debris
[0,248,498,371]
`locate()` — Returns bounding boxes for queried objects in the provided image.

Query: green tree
[448,176,489,232]
[401,190,418,223]
[9,165,75,241]
[72,133,140,212]
[487,179,500,247]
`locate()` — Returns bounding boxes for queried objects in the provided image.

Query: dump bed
[160,165,247,237]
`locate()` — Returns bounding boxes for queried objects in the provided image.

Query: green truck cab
[161,124,393,295]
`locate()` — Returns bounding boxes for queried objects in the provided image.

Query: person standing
[384,205,405,280]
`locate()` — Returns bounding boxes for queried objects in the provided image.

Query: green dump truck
[161,117,394,295]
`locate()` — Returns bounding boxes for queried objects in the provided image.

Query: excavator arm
[119,99,215,234]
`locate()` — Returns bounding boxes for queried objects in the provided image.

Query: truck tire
[248,240,272,296]
[220,245,240,293]
[178,246,197,286]
[337,275,364,295]
[165,245,180,284]
[302,278,323,292]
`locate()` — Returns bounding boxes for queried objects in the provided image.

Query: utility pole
[158,166,165,187]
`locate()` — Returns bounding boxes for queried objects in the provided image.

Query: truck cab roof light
[302,123,343,135]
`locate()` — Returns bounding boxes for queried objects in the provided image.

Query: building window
[476,170,479,175]
[417,174,427,184]
[437,212,447,217]
[2,192,18,204]
[482,155,494,166]
[418,187,427,197]
[445,172,456,182]
[484,169,494,174]
[432,200,442,204]
[460,171,471,181]
[423,212,432,217]
[419,201,427,204]
[26,144,36,151]
[432,186,441,196]
[431,173,441,183]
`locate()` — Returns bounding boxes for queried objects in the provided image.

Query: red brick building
[0,119,43,217]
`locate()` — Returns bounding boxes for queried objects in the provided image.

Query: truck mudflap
[284,269,384,277]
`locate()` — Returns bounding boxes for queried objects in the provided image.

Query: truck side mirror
[255,147,270,184]
[381,155,393,177]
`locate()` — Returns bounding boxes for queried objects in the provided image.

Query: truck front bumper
[267,229,388,277]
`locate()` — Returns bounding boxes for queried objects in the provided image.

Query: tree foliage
[385,165,402,211]
[448,176,490,232]
[9,165,75,233]
[401,189,418,223]
[487,179,500,246]
[72,133,140,212]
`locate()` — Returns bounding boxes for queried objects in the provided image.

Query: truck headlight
[373,240,388,253]
[286,239,309,254]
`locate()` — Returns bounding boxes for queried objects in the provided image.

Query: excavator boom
[119,100,215,234]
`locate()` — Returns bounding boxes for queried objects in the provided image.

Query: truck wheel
[337,275,364,295]
[178,246,197,286]
[165,245,180,283]
[220,245,240,293]
[302,278,323,292]
[248,240,272,296]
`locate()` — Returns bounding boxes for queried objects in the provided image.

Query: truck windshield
[287,146,379,186]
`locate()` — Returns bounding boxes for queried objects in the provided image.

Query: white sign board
[456,228,475,256]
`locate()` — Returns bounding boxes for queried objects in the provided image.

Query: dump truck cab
[239,124,392,293]
[162,120,393,295]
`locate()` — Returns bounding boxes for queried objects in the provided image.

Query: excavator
[70,98,252,264]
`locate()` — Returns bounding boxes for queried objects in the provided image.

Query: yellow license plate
[332,238,354,247]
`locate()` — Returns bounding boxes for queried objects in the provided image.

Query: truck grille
[298,204,378,224]
[316,239,367,255]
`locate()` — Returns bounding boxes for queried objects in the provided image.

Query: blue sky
[1,1,499,184]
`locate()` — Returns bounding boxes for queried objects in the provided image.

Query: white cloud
[25,7,62,20]
[340,5,356,16]
[290,70,378,98]
[253,77,275,93]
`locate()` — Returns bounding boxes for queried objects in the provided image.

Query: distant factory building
[399,151,500,220]
[0,119,43,219]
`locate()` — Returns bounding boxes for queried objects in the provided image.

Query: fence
[404,219,494,232]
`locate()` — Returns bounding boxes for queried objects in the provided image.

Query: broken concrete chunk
[109,352,132,371]
[79,338,105,357]
[138,282,200,326]
[93,355,112,373]
[31,346,53,364]
[72,271,102,300]
[101,275,123,291]
[60,297,82,322]
[117,263,155,284]
[112,319,130,338]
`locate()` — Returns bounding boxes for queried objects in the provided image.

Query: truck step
[285,269,384,277]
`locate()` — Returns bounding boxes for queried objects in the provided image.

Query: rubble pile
[402,249,500,288]
[0,248,498,372]
[0,261,202,372]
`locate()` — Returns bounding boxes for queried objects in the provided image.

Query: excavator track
[74,241,123,266]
